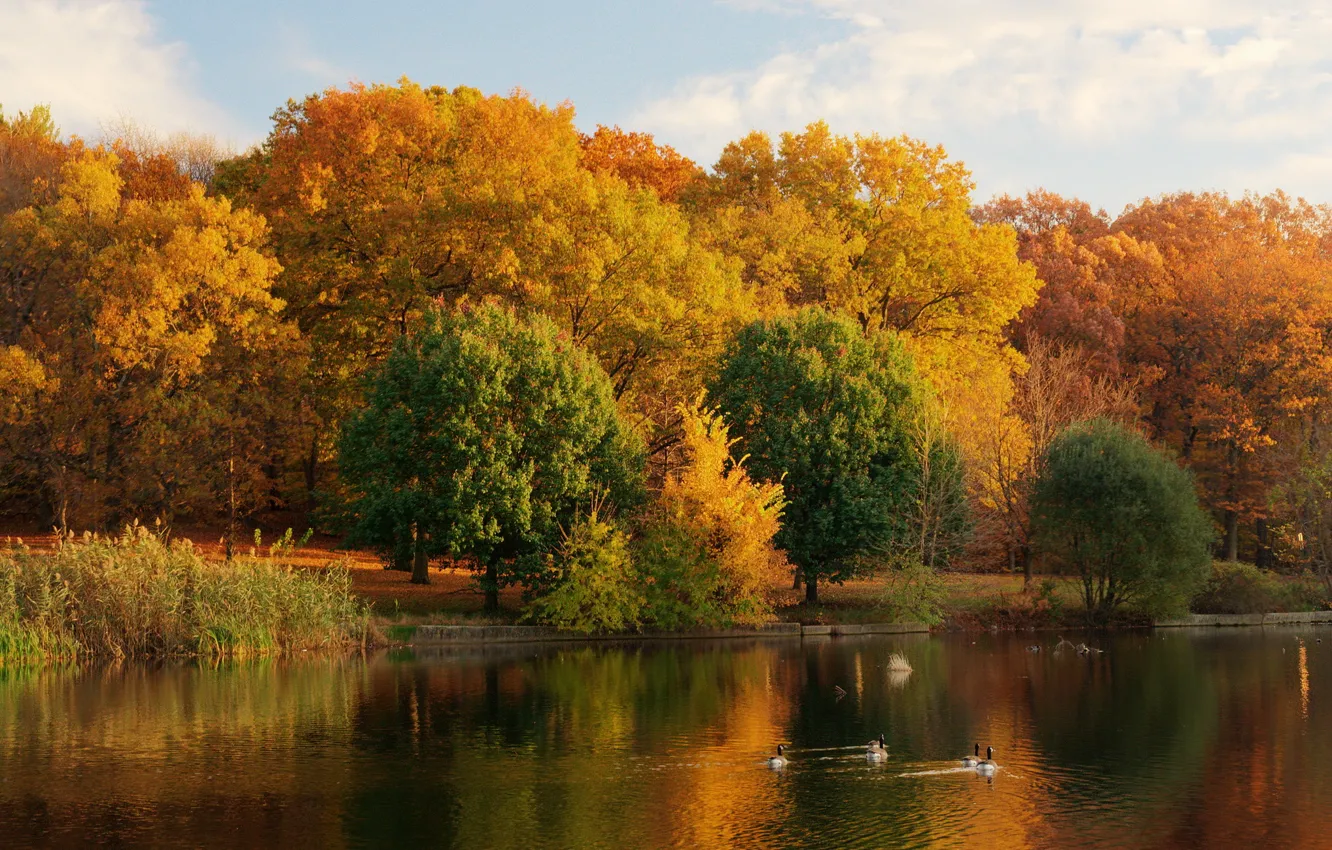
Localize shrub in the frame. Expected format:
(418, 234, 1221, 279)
(1031, 419, 1214, 623)
(636, 522, 730, 630)
(525, 509, 642, 634)
(636, 399, 787, 629)
(1191, 561, 1328, 614)
(876, 559, 947, 625)
(0, 527, 368, 663)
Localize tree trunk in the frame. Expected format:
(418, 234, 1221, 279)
(225, 434, 236, 562)
(55, 463, 69, 536)
(303, 436, 319, 512)
(104, 421, 122, 528)
(484, 562, 499, 613)
(1255, 518, 1270, 569)
(388, 529, 412, 571)
(411, 526, 430, 585)
(804, 573, 818, 605)
(1224, 510, 1239, 562)
(1022, 546, 1032, 588)
(792, 568, 802, 590)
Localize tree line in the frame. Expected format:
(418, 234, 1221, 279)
(3, 81, 1331, 621)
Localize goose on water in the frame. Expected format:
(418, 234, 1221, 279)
(961, 743, 980, 767)
(975, 746, 998, 774)
(866, 733, 887, 761)
(768, 744, 788, 769)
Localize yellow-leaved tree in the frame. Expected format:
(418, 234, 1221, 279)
(691, 122, 1041, 543)
(0, 142, 300, 532)
(219, 81, 754, 496)
(640, 397, 787, 627)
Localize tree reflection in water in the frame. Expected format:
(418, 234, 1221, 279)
(0, 629, 1328, 848)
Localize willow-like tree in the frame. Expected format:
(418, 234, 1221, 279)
(1031, 419, 1213, 623)
(709, 308, 923, 603)
(337, 304, 644, 608)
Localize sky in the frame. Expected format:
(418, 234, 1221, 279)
(3, 0, 1332, 214)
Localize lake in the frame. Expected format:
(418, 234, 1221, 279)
(1, 628, 1329, 849)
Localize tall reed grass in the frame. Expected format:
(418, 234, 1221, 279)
(0, 526, 369, 664)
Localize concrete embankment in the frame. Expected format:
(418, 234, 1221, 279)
(1154, 611, 1332, 628)
(386, 612, 1331, 645)
(396, 621, 929, 646)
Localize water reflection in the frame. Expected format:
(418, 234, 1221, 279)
(1301, 640, 1311, 720)
(0, 629, 1328, 848)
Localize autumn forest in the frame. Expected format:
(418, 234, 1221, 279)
(4, 80, 1332, 619)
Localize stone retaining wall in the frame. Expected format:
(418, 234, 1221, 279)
(395, 613, 1328, 644)
(403, 621, 928, 645)
(1155, 611, 1332, 628)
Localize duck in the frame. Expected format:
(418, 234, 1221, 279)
(768, 744, 788, 769)
(975, 746, 998, 774)
(961, 742, 980, 767)
(866, 733, 887, 761)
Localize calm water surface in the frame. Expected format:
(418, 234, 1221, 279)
(1, 628, 1330, 849)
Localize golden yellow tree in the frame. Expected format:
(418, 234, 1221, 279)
(692, 122, 1040, 522)
(222, 80, 754, 490)
(645, 397, 787, 625)
(0, 144, 297, 530)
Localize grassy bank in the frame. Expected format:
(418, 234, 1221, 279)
(6, 527, 1327, 637)
(364, 567, 1328, 632)
(358, 568, 1120, 631)
(0, 528, 369, 664)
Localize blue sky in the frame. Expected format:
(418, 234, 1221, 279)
(4, 0, 1332, 214)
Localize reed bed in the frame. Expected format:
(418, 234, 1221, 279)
(0, 527, 369, 664)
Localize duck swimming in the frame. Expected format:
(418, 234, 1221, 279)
(768, 744, 787, 769)
(975, 746, 998, 774)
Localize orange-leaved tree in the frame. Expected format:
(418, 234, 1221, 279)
(974, 190, 1124, 373)
(579, 125, 703, 202)
(1113, 192, 1332, 560)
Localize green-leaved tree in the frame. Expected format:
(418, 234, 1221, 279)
(1031, 418, 1214, 623)
(708, 308, 924, 603)
(337, 304, 644, 609)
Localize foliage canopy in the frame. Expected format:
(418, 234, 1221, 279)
(337, 303, 645, 609)
(708, 308, 924, 603)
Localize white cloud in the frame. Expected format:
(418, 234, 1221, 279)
(277, 24, 354, 87)
(637, 0, 1332, 210)
(0, 0, 234, 141)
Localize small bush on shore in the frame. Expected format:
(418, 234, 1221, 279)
(525, 509, 642, 635)
(0, 527, 368, 663)
(876, 559, 947, 625)
(1191, 561, 1328, 615)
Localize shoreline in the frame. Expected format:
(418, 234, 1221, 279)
(387, 611, 1332, 647)
(1154, 611, 1332, 628)
(387, 621, 928, 646)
